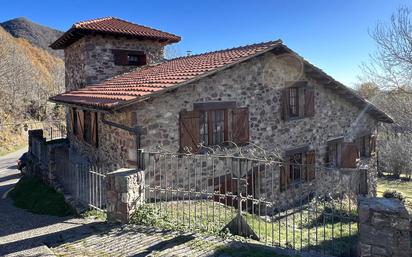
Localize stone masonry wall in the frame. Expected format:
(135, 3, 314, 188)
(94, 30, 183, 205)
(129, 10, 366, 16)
(358, 197, 410, 257)
(64, 34, 165, 91)
(69, 50, 379, 202)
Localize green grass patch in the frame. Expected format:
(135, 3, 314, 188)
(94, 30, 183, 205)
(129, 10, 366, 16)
(81, 209, 107, 220)
(131, 199, 357, 257)
(9, 176, 75, 216)
(377, 176, 412, 212)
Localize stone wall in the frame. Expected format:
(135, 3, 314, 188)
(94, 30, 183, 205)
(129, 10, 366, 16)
(358, 197, 410, 257)
(69, 50, 379, 199)
(106, 168, 144, 222)
(64, 34, 165, 91)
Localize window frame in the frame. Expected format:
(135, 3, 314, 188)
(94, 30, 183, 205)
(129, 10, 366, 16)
(327, 137, 344, 168)
(194, 102, 236, 147)
(288, 87, 299, 118)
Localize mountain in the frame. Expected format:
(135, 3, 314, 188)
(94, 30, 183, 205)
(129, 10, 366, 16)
(0, 17, 64, 58)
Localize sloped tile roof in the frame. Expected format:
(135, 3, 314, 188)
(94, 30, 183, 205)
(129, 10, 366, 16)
(50, 40, 282, 109)
(50, 17, 180, 49)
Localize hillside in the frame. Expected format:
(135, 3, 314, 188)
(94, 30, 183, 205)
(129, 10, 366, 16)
(0, 25, 64, 154)
(0, 17, 64, 58)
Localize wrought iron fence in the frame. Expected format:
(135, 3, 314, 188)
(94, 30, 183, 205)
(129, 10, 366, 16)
(54, 154, 107, 211)
(140, 150, 360, 257)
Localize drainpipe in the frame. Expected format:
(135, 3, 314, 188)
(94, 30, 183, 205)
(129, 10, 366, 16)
(101, 115, 143, 168)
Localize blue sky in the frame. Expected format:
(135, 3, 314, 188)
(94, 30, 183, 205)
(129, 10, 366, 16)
(1, 0, 409, 87)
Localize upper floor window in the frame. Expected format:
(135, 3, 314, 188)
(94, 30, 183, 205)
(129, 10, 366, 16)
(327, 138, 359, 169)
(355, 134, 376, 158)
(289, 87, 299, 117)
(112, 49, 147, 66)
(281, 81, 315, 120)
(179, 102, 249, 152)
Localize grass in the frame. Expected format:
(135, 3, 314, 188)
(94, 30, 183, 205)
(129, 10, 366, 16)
(81, 209, 107, 220)
(9, 176, 75, 216)
(377, 175, 412, 212)
(131, 198, 357, 257)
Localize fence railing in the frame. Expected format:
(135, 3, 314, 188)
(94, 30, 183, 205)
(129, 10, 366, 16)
(140, 150, 360, 257)
(53, 154, 107, 211)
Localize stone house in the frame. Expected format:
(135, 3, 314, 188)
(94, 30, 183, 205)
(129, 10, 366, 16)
(49, 17, 392, 197)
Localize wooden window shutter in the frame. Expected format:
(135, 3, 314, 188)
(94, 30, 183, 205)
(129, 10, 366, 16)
(76, 110, 84, 141)
(306, 150, 316, 181)
(231, 108, 249, 145)
(179, 110, 200, 153)
(138, 54, 147, 66)
(304, 87, 315, 117)
(112, 50, 128, 65)
(341, 143, 359, 168)
(69, 109, 75, 133)
(281, 88, 290, 121)
(91, 112, 98, 147)
(280, 164, 288, 192)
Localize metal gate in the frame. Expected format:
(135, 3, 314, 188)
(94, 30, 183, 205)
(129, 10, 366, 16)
(54, 157, 107, 211)
(140, 149, 360, 257)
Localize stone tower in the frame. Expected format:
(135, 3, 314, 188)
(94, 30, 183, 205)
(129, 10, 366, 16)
(50, 17, 181, 91)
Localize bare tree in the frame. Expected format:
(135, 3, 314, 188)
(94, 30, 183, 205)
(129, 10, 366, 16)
(361, 6, 412, 92)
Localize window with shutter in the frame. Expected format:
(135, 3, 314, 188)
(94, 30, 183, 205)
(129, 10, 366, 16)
(112, 49, 147, 66)
(281, 81, 315, 121)
(192, 102, 249, 147)
(179, 110, 200, 153)
(341, 143, 359, 168)
(76, 110, 84, 141)
(327, 138, 343, 168)
(281, 146, 315, 191)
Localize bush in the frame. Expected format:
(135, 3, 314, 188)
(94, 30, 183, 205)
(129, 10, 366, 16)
(9, 176, 74, 216)
(130, 204, 160, 226)
(382, 189, 405, 202)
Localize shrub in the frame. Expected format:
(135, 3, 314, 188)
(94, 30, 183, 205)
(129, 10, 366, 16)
(382, 189, 405, 202)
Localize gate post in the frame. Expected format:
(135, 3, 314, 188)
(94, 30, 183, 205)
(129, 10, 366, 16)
(106, 168, 145, 223)
(358, 197, 410, 257)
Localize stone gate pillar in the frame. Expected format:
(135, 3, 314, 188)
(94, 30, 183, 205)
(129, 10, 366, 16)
(358, 197, 410, 257)
(106, 168, 145, 223)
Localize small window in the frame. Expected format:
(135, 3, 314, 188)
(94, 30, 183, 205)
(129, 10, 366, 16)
(112, 49, 147, 66)
(356, 135, 371, 157)
(127, 54, 146, 66)
(289, 87, 299, 117)
(289, 153, 303, 184)
(199, 110, 227, 146)
(327, 140, 343, 168)
(281, 81, 315, 121)
(280, 147, 316, 191)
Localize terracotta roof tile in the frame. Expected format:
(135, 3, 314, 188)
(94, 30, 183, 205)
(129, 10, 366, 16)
(50, 40, 282, 109)
(50, 17, 181, 49)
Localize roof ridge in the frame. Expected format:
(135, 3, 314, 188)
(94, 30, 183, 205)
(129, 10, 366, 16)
(166, 39, 283, 62)
(108, 17, 181, 38)
(74, 16, 114, 28)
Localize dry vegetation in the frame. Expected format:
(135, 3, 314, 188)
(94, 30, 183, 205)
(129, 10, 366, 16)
(0, 26, 65, 155)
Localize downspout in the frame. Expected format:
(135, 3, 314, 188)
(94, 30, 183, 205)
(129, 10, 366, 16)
(101, 114, 143, 168)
